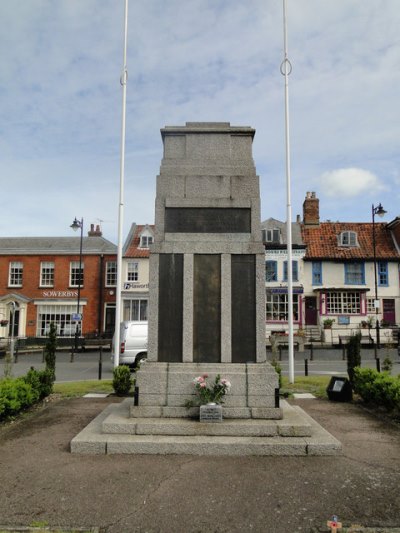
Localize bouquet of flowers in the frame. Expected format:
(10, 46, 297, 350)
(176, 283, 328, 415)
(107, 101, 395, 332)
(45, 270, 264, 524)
(191, 373, 231, 405)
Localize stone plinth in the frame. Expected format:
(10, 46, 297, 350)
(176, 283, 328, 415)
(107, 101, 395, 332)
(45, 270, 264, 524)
(130, 362, 282, 420)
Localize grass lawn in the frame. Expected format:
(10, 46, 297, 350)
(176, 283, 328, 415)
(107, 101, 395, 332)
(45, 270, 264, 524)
(281, 375, 331, 398)
(51, 376, 331, 399)
(53, 380, 113, 397)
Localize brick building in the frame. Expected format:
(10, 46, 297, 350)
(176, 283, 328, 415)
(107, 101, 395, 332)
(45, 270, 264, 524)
(0, 225, 117, 340)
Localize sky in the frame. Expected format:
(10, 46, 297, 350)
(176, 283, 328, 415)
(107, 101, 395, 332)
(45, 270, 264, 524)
(1, 0, 399, 244)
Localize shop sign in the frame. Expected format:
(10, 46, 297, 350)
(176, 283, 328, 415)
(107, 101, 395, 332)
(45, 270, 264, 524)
(42, 290, 79, 298)
(270, 287, 304, 294)
(123, 283, 149, 290)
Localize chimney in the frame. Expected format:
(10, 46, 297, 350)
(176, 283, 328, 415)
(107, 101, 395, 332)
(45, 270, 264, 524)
(303, 191, 320, 226)
(88, 223, 103, 237)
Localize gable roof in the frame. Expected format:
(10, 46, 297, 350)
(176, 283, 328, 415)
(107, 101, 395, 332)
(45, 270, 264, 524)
(301, 222, 399, 260)
(123, 224, 155, 258)
(261, 217, 304, 247)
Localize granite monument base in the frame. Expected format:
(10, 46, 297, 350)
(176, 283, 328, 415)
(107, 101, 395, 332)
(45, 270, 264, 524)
(130, 362, 282, 420)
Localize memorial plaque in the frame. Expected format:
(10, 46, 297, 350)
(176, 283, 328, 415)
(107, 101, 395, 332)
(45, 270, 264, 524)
(193, 254, 221, 363)
(231, 255, 256, 363)
(199, 404, 223, 422)
(158, 254, 183, 362)
(165, 207, 251, 233)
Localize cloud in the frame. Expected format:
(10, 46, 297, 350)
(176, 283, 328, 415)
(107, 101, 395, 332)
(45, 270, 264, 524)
(318, 168, 387, 198)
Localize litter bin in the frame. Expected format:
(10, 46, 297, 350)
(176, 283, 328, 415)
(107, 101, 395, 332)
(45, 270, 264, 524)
(326, 376, 352, 402)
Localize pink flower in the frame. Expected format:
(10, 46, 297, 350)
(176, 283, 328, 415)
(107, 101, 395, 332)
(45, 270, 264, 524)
(200, 382, 206, 388)
(202, 373, 208, 378)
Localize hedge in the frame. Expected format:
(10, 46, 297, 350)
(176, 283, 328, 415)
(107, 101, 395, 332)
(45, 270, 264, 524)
(0, 368, 54, 421)
(353, 367, 400, 413)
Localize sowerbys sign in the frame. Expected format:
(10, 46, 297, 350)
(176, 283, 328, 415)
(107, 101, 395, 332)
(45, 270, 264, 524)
(42, 290, 79, 298)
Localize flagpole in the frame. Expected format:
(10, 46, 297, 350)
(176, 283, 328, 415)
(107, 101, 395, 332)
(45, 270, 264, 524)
(281, 0, 295, 383)
(114, 0, 129, 368)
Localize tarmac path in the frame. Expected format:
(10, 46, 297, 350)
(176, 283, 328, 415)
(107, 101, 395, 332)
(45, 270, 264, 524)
(0, 395, 400, 532)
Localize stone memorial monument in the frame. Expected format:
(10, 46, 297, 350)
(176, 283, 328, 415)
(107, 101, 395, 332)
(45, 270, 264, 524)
(71, 122, 342, 455)
(131, 122, 281, 419)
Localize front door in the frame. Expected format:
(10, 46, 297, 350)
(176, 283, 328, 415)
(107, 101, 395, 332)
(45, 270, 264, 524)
(104, 304, 116, 337)
(305, 297, 318, 326)
(383, 299, 396, 325)
(8, 308, 20, 337)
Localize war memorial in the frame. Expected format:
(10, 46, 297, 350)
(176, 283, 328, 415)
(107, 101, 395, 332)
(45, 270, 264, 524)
(71, 122, 341, 455)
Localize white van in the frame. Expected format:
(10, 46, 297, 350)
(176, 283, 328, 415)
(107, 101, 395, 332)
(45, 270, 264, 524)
(111, 321, 148, 368)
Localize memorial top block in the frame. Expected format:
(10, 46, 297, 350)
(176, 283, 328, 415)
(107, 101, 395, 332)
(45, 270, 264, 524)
(160, 122, 256, 170)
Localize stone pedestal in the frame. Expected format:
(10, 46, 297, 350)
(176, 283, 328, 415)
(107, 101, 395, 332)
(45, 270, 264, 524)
(131, 362, 282, 419)
(135, 122, 281, 420)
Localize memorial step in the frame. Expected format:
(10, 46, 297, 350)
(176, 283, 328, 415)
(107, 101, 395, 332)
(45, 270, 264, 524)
(101, 399, 312, 437)
(71, 401, 342, 456)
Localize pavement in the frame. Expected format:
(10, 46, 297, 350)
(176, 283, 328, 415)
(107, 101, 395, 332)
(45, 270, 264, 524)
(1, 395, 400, 532)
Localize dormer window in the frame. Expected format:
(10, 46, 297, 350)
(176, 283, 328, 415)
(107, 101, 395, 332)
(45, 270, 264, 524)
(339, 231, 358, 247)
(263, 228, 281, 244)
(140, 235, 153, 248)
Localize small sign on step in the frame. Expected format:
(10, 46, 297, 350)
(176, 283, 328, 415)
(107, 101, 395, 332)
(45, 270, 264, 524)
(200, 404, 223, 422)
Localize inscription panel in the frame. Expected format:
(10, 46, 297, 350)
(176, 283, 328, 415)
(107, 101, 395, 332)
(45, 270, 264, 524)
(165, 208, 251, 233)
(158, 254, 183, 362)
(193, 254, 221, 363)
(231, 255, 256, 363)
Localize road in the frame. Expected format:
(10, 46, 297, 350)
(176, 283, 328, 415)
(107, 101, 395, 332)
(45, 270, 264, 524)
(0, 350, 115, 382)
(1, 347, 399, 382)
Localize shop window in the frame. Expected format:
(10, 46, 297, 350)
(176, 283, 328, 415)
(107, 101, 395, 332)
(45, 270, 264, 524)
(266, 292, 299, 321)
(123, 298, 148, 321)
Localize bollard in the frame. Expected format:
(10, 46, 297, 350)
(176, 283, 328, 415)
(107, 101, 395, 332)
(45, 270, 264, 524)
(70, 347, 75, 363)
(376, 357, 381, 373)
(304, 358, 308, 376)
(98, 346, 103, 380)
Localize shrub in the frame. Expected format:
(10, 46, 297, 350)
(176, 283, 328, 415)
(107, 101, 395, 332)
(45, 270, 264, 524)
(347, 332, 361, 384)
(24, 368, 54, 400)
(0, 378, 35, 420)
(353, 367, 400, 414)
(112, 365, 133, 396)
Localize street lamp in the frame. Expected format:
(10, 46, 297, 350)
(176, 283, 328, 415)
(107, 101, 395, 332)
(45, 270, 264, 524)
(372, 203, 387, 351)
(70, 217, 84, 355)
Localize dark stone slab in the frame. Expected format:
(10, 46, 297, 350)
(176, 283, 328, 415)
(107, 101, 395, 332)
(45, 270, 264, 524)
(158, 254, 183, 362)
(165, 207, 251, 233)
(231, 255, 256, 362)
(193, 254, 221, 363)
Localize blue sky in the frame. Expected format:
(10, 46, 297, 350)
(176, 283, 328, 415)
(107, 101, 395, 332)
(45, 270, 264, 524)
(1, 0, 399, 243)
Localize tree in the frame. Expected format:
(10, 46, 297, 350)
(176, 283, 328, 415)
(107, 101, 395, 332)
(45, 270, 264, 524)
(44, 322, 57, 382)
(347, 332, 361, 385)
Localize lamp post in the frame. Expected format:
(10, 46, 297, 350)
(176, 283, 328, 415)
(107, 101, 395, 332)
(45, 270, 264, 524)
(372, 203, 387, 352)
(70, 217, 84, 356)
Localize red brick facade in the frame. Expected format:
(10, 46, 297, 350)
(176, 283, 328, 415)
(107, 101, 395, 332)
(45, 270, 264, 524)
(0, 236, 116, 340)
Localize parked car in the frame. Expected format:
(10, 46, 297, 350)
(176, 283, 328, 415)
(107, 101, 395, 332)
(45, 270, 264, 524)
(111, 321, 148, 368)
